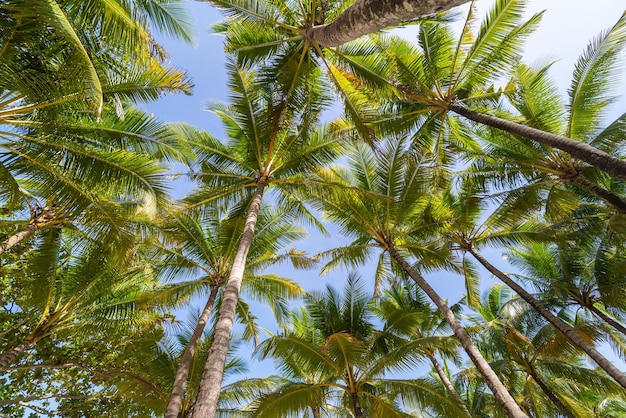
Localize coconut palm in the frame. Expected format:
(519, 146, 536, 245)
(469, 284, 625, 417)
(250, 274, 467, 417)
(144, 206, 311, 417)
(373, 282, 472, 417)
(466, 56, 626, 220)
(507, 240, 626, 341)
(203, 0, 453, 141)
(0, 0, 194, 254)
(177, 61, 343, 416)
(372, 0, 626, 179)
(0, 0, 193, 117)
(312, 137, 526, 417)
(0, 228, 165, 370)
(439, 181, 626, 390)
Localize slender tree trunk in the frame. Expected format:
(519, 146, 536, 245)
(387, 246, 526, 418)
(307, 0, 470, 47)
(449, 104, 626, 181)
(568, 174, 626, 213)
(468, 247, 626, 390)
(0, 207, 56, 255)
(350, 391, 364, 418)
(311, 406, 321, 418)
(428, 354, 473, 418)
(0, 339, 33, 369)
(527, 369, 574, 418)
(165, 285, 220, 418)
(588, 304, 626, 337)
(192, 181, 267, 418)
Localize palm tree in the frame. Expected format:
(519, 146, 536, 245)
(1, 0, 193, 117)
(439, 182, 626, 390)
(469, 285, 625, 417)
(313, 137, 526, 417)
(204, 0, 443, 141)
(178, 61, 342, 416)
(251, 274, 466, 417)
(144, 206, 311, 417)
(507, 240, 626, 340)
(373, 0, 626, 179)
(305, 0, 471, 47)
(467, 58, 626, 218)
(0, 0, 194, 254)
(373, 282, 473, 417)
(0, 229, 165, 370)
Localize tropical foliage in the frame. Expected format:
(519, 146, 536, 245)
(2, 0, 626, 417)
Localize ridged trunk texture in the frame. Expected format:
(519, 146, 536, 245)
(449, 104, 626, 181)
(165, 285, 220, 418)
(0, 206, 56, 255)
(350, 391, 364, 418)
(307, 0, 470, 47)
(428, 354, 472, 418)
(387, 246, 527, 418)
(468, 247, 626, 390)
(192, 181, 266, 417)
(0, 339, 33, 369)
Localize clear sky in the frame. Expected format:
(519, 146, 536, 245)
(146, 0, 626, 382)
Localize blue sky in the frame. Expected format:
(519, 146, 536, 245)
(146, 0, 626, 382)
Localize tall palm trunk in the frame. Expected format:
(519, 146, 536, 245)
(568, 174, 626, 213)
(307, 0, 470, 47)
(588, 304, 626, 337)
(387, 246, 527, 418)
(428, 354, 473, 418)
(350, 391, 364, 418)
(449, 104, 626, 181)
(165, 285, 220, 418)
(527, 368, 574, 418)
(193, 180, 267, 418)
(0, 207, 56, 255)
(0, 339, 33, 369)
(467, 247, 626, 390)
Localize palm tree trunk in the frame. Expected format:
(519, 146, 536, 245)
(568, 174, 626, 213)
(527, 369, 574, 418)
(387, 246, 527, 418)
(165, 285, 220, 418)
(307, 0, 470, 47)
(350, 391, 364, 418)
(428, 354, 473, 418)
(588, 304, 626, 337)
(0, 339, 33, 369)
(468, 247, 626, 390)
(449, 104, 626, 181)
(0, 207, 56, 255)
(192, 180, 267, 418)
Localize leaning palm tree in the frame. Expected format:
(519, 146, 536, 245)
(177, 61, 343, 416)
(250, 274, 467, 417)
(468, 284, 625, 417)
(203, 0, 462, 141)
(313, 137, 526, 417)
(467, 53, 626, 218)
(373, 0, 626, 179)
(507, 240, 626, 341)
(0, 0, 193, 254)
(440, 182, 626, 390)
(146, 206, 311, 417)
